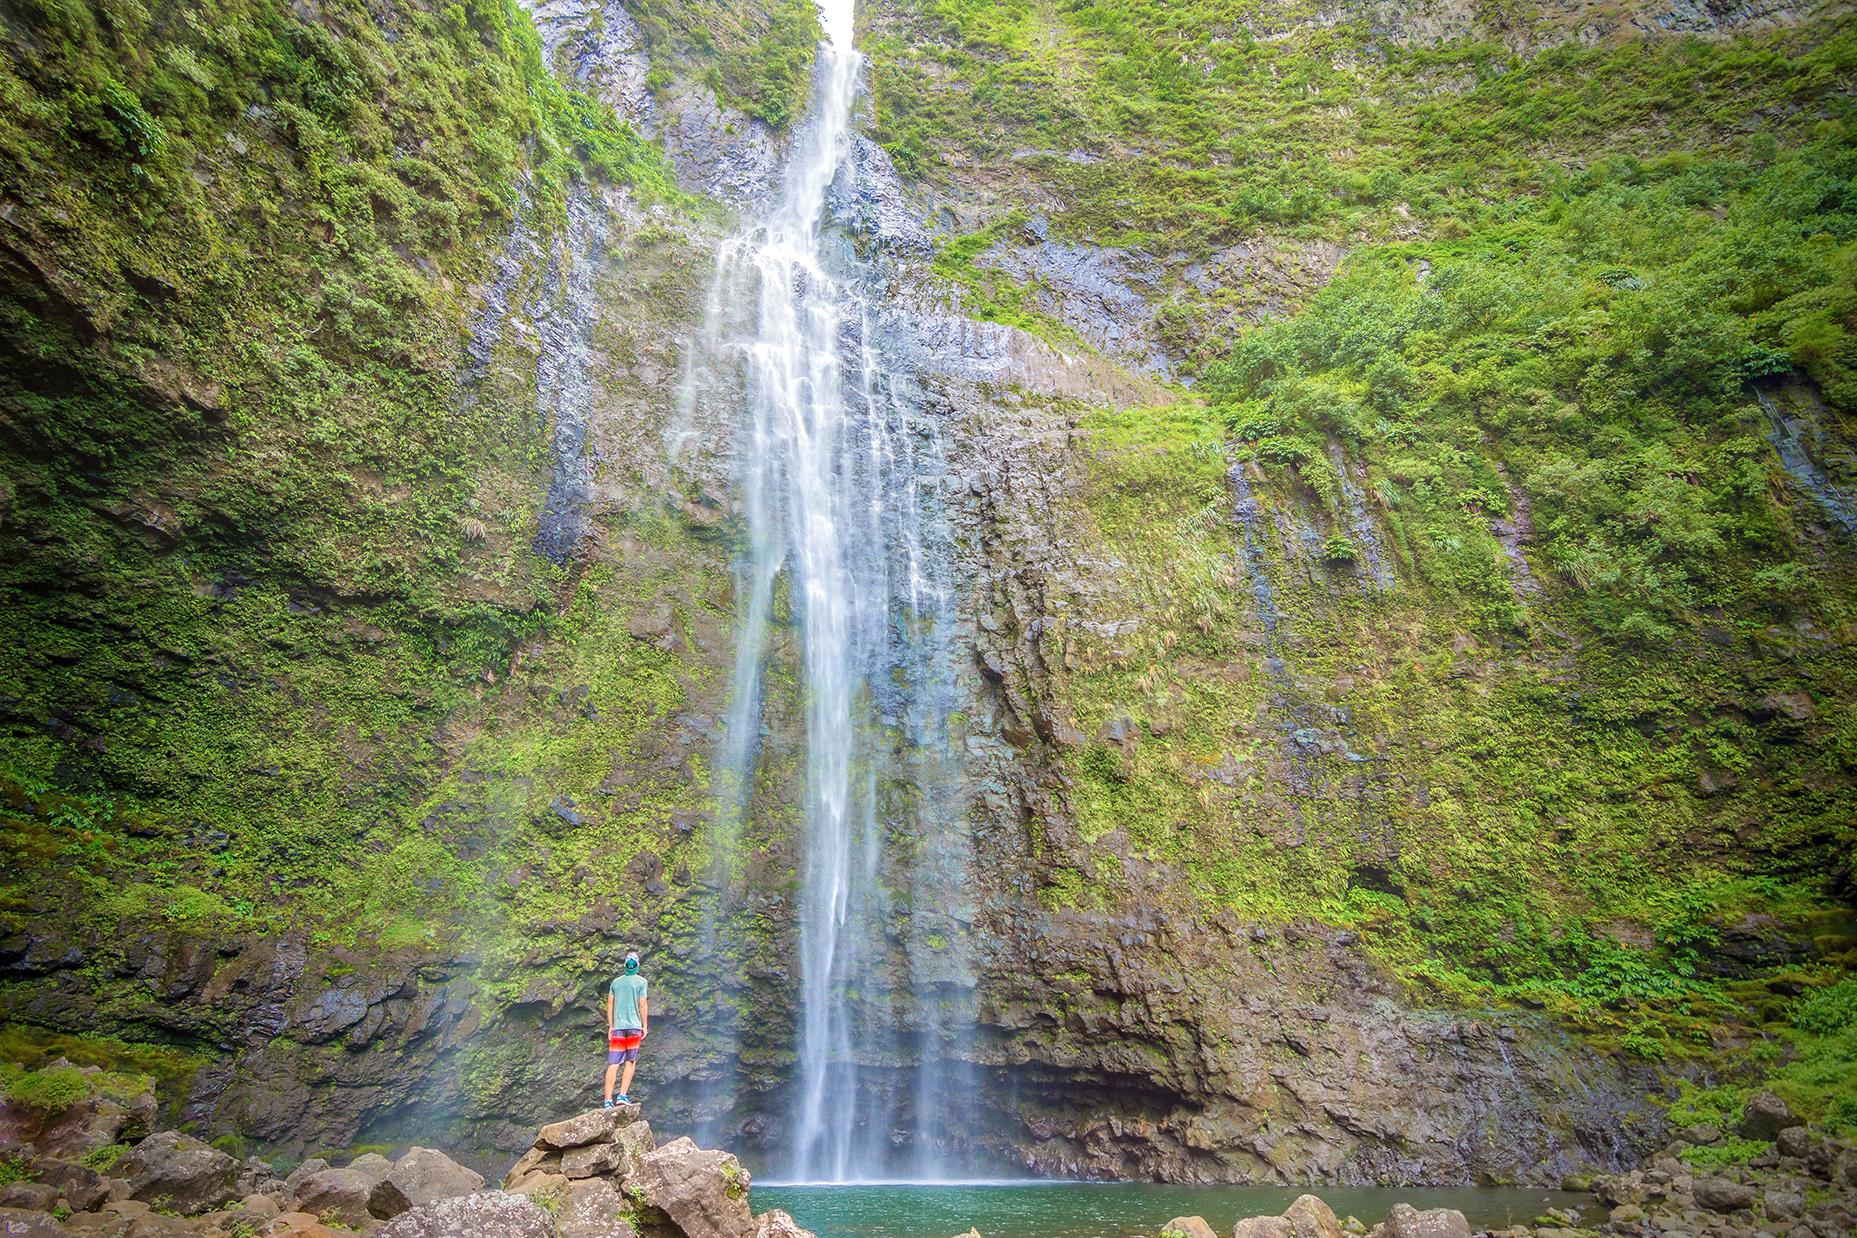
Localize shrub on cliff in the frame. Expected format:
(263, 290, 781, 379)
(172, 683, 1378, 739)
(1793, 974, 1857, 1036)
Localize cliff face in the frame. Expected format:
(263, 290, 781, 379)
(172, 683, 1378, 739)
(0, 0, 1853, 1185)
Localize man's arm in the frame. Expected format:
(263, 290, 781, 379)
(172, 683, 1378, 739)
(639, 996, 648, 1037)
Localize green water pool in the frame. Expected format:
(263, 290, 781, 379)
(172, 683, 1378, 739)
(753, 1183, 1590, 1238)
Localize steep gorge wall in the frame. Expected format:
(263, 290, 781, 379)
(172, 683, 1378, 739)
(0, 0, 1851, 1186)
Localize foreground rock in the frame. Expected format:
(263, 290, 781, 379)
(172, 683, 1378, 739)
(498, 1108, 803, 1238)
(375, 1191, 556, 1238)
(558, 1177, 638, 1238)
(368, 1146, 485, 1219)
(123, 1131, 240, 1215)
(1234, 1195, 1346, 1238)
(1735, 1092, 1797, 1140)
(1582, 1108, 1856, 1238)
(0, 1107, 805, 1238)
(635, 1137, 753, 1238)
(1378, 1204, 1470, 1238)
(753, 1211, 814, 1238)
(289, 1166, 379, 1227)
(1163, 1219, 1219, 1238)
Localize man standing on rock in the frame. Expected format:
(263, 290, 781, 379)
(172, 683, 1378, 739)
(605, 951, 648, 1107)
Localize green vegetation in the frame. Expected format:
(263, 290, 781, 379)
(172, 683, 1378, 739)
(1038, 18, 1856, 1115)
(0, 0, 720, 969)
(4, 1067, 90, 1112)
(869, 2, 1855, 249)
(1793, 973, 1857, 1034)
(1206, 135, 1857, 639)
(1768, 975, 1857, 1131)
(1678, 1137, 1772, 1167)
(627, 0, 821, 128)
(80, 1144, 131, 1173)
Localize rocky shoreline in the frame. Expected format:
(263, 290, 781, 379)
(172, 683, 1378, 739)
(0, 1077, 1846, 1238)
(0, 1097, 809, 1238)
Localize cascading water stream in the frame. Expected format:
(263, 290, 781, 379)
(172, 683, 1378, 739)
(692, 0, 972, 1182)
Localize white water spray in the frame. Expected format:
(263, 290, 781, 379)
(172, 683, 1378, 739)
(713, 1, 904, 1183)
(684, 0, 977, 1181)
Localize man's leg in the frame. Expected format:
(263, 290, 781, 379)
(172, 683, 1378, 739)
(605, 1062, 619, 1103)
(620, 1058, 636, 1099)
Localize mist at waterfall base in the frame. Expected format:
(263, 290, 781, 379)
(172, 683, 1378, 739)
(675, 0, 982, 1183)
(754, 1184, 1593, 1238)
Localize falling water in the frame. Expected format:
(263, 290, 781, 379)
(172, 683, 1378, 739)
(693, 0, 971, 1182)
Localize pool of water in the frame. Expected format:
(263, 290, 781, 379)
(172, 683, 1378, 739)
(753, 1183, 1588, 1238)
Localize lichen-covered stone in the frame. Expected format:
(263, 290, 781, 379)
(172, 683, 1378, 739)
(375, 1191, 557, 1238)
(634, 1137, 752, 1238)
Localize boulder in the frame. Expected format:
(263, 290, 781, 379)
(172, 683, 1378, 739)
(0, 1208, 68, 1237)
(536, 1106, 641, 1150)
(1737, 1092, 1798, 1141)
(236, 1155, 286, 1198)
(559, 1177, 640, 1238)
(1592, 1174, 1648, 1206)
(634, 1136, 753, 1238)
(283, 1159, 331, 1195)
(1806, 1137, 1845, 1176)
(124, 1130, 240, 1215)
(505, 1146, 563, 1185)
(1384, 1204, 1471, 1238)
(1678, 1124, 1722, 1146)
(1285, 1195, 1343, 1238)
(242, 1191, 283, 1218)
(618, 1121, 657, 1159)
(348, 1152, 395, 1184)
(564, 1140, 634, 1180)
(1694, 1177, 1757, 1213)
(214, 1203, 284, 1234)
(375, 1190, 557, 1237)
(754, 1210, 818, 1238)
(1764, 1190, 1805, 1220)
(0, 1086, 157, 1162)
(291, 1166, 378, 1226)
(38, 1157, 107, 1211)
(507, 1171, 570, 1202)
(1164, 1219, 1219, 1238)
(1233, 1219, 1295, 1238)
(257, 1213, 354, 1237)
(368, 1146, 485, 1218)
(0, 1183, 58, 1211)
(1776, 1127, 1814, 1160)
(122, 1215, 204, 1237)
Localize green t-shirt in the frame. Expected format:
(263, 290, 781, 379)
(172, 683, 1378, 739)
(609, 972, 647, 1031)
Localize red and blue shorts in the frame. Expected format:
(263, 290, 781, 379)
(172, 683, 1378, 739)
(608, 1028, 643, 1064)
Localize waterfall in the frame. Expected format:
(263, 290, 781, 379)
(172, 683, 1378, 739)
(689, 0, 972, 1183)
